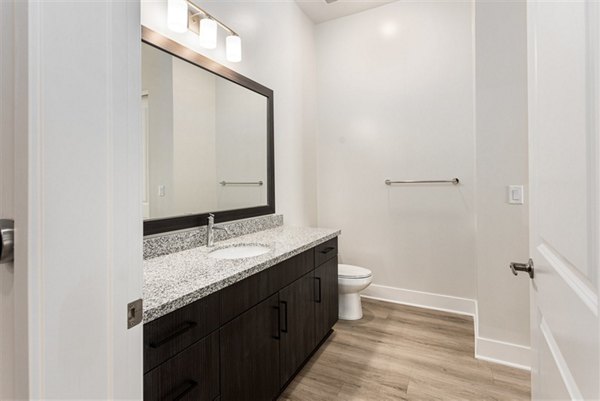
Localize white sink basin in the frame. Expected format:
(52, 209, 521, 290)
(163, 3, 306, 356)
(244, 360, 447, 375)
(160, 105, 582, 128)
(208, 244, 271, 260)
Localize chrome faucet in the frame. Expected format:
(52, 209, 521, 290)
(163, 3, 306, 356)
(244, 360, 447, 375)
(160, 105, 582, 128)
(207, 213, 231, 247)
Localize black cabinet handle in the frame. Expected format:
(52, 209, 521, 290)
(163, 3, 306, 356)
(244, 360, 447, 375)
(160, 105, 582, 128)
(315, 277, 322, 303)
(149, 321, 197, 349)
(320, 246, 335, 254)
(170, 380, 198, 401)
(280, 301, 288, 333)
(273, 305, 281, 340)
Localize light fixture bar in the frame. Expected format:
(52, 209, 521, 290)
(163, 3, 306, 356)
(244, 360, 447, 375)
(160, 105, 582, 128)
(186, 1, 238, 37)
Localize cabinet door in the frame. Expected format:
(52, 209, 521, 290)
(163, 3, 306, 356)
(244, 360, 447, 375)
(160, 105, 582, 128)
(314, 256, 338, 341)
(279, 272, 316, 387)
(220, 293, 280, 401)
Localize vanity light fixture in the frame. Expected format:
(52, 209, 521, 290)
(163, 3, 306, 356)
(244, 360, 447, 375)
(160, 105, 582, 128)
(226, 35, 242, 63)
(167, 0, 243, 62)
(167, 0, 188, 33)
(199, 18, 218, 49)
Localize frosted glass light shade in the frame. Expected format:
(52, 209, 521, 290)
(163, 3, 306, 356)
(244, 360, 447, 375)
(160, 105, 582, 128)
(199, 18, 218, 49)
(226, 35, 242, 62)
(167, 0, 188, 33)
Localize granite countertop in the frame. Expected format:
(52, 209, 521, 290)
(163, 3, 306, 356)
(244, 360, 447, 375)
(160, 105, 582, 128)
(143, 225, 341, 323)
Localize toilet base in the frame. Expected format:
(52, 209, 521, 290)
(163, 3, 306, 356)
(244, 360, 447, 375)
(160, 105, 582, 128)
(338, 292, 363, 320)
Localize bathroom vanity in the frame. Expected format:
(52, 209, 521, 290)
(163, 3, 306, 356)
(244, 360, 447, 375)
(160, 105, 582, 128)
(140, 25, 339, 401)
(143, 228, 339, 401)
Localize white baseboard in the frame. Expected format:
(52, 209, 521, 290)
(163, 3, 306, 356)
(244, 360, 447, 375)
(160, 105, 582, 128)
(476, 337, 531, 371)
(360, 284, 531, 370)
(361, 284, 477, 316)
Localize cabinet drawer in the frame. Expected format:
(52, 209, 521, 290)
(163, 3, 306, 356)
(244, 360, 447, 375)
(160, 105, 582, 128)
(314, 237, 337, 267)
(220, 268, 271, 325)
(144, 331, 220, 401)
(144, 292, 220, 373)
(220, 250, 314, 324)
(268, 249, 314, 294)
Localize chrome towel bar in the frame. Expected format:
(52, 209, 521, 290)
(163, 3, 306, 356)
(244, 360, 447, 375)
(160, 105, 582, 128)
(385, 178, 460, 185)
(220, 180, 264, 186)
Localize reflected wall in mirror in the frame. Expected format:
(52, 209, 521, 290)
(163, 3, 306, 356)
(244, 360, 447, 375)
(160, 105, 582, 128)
(142, 27, 274, 236)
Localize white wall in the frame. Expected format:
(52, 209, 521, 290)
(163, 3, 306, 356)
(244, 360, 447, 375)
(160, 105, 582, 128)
(143, 44, 219, 218)
(316, 1, 478, 299)
(215, 79, 268, 210)
(142, 43, 176, 218)
(475, 0, 530, 349)
(172, 57, 218, 215)
(142, 0, 318, 226)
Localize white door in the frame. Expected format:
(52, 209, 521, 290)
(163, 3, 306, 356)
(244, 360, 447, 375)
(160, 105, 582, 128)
(1, 1, 29, 398)
(1, 1, 18, 398)
(2, 1, 144, 399)
(527, 1, 599, 399)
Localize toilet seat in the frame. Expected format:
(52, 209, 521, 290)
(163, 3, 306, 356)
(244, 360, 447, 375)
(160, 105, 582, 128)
(338, 264, 372, 279)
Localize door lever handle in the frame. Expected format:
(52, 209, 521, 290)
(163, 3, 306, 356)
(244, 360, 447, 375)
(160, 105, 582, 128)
(0, 219, 14, 265)
(510, 259, 534, 279)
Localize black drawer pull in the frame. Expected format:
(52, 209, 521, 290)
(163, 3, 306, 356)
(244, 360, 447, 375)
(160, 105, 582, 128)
(169, 380, 198, 401)
(320, 246, 335, 255)
(280, 301, 288, 333)
(273, 305, 281, 340)
(149, 321, 197, 349)
(315, 277, 322, 303)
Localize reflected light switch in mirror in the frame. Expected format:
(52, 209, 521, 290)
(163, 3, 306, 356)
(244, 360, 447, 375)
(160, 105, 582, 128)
(158, 185, 166, 197)
(507, 185, 524, 205)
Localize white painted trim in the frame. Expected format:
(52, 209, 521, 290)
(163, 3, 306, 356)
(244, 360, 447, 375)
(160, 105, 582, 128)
(475, 337, 531, 371)
(540, 317, 583, 400)
(361, 284, 477, 316)
(538, 243, 598, 316)
(361, 284, 531, 370)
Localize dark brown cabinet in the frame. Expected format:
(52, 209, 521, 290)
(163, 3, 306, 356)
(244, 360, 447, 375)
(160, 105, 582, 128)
(143, 331, 219, 401)
(279, 271, 316, 387)
(220, 294, 281, 401)
(143, 292, 220, 373)
(315, 256, 339, 342)
(143, 237, 339, 401)
(314, 237, 337, 268)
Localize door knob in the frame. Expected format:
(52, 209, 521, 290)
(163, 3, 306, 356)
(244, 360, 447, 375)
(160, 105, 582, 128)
(510, 258, 534, 279)
(0, 219, 14, 264)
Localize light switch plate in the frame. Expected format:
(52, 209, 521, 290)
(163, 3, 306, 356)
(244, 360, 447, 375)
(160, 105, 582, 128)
(508, 185, 524, 205)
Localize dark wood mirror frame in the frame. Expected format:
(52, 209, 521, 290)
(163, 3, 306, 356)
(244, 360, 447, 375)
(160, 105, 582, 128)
(142, 26, 275, 236)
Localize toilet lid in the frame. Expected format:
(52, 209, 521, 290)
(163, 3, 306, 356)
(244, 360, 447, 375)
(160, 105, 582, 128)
(338, 264, 372, 279)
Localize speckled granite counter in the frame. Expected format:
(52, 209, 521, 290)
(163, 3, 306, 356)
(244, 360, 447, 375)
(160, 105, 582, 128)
(143, 225, 340, 323)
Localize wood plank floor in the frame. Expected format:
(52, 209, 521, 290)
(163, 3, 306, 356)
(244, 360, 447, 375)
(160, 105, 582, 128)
(280, 298, 530, 401)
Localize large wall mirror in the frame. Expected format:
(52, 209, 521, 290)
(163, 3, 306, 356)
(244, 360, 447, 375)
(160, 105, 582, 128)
(142, 27, 274, 235)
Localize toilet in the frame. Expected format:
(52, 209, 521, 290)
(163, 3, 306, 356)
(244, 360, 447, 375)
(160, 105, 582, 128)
(338, 264, 373, 320)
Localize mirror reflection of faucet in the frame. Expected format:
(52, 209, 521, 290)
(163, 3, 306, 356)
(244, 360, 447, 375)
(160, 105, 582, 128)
(207, 213, 232, 247)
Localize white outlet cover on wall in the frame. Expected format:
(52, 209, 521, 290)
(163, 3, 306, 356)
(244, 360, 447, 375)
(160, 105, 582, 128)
(507, 185, 524, 205)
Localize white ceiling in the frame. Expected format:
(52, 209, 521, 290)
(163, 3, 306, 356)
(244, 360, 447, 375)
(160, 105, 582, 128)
(295, 0, 396, 24)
